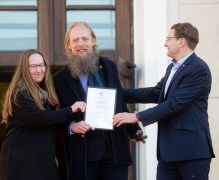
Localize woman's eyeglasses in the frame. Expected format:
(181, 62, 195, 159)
(29, 64, 46, 70)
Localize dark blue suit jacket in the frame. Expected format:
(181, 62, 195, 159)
(124, 53, 215, 162)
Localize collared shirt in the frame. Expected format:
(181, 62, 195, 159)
(79, 74, 88, 92)
(164, 52, 194, 96)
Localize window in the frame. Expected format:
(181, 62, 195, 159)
(0, 11, 37, 51)
(67, 10, 115, 50)
(0, 0, 133, 70)
(0, 0, 50, 66)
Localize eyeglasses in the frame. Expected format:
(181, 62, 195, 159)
(29, 64, 46, 70)
(166, 37, 181, 39)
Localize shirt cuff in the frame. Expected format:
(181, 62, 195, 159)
(69, 121, 76, 135)
(136, 113, 141, 121)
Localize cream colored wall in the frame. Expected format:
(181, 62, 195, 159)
(134, 0, 219, 179)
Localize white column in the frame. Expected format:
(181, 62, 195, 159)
(133, 0, 168, 179)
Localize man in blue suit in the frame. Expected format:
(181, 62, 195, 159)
(113, 22, 215, 180)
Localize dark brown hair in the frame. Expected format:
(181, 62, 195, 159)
(172, 22, 199, 50)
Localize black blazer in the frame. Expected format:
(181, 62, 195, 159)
(0, 91, 73, 180)
(124, 53, 215, 162)
(53, 56, 141, 180)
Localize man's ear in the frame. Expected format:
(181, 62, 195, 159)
(92, 38, 96, 46)
(67, 43, 71, 49)
(179, 38, 186, 48)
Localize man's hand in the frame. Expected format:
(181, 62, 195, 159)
(113, 112, 139, 127)
(130, 130, 146, 144)
(71, 121, 95, 134)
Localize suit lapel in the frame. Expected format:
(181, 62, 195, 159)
(164, 53, 196, 97)
(62, 66, 86, 101)
(98, 57, 111, 87)
(167, 63, 186, 91)
(163, 64, 173, 86)
(61, 57, 113, 102)
(159, 64, 173, 102)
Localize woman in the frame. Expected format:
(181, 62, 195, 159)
(0, 49, 86, 180)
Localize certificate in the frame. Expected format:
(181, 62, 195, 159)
(85, 87, 117, 130)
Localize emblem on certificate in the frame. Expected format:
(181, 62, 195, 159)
(85, 87, 117, 130)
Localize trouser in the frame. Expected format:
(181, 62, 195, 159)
(157, 157, 211, 180)
(86, 147, 128, 180)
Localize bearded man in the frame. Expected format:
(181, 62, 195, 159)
(53, 22, 144, 180)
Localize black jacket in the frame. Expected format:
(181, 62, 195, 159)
(0, 91, 73, 180)
(53, 56, 141, 180)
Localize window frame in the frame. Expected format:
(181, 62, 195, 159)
(53, 0, 133, 67)
(0, 0, 133, 72)
(0, 0, 51, 66)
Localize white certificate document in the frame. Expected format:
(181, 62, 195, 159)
(85, 87, 117, 130)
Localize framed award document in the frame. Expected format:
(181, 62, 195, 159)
(85, 87, 117, 130)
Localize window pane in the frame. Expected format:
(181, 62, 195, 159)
(0, 0, 36, 6)
(67, 0, 115, 6)
(67, 10, 115, 50)
(0, 11, 37, 51)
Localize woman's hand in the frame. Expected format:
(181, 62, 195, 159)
(71, 101, 86, 113)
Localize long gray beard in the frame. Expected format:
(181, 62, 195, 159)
(67, 51, 99, 78)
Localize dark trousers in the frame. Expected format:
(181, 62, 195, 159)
(86, 148, 128, 180)
(157, 157, 211, 180)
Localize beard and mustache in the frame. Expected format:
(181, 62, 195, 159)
(67, 51, 99, 78)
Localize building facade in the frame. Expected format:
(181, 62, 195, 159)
(134, 0, 219, 179)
